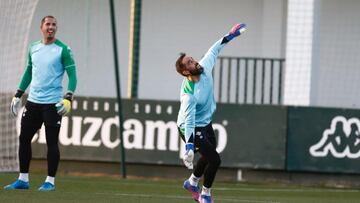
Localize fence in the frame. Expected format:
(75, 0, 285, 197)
(214, 57, 285, 105)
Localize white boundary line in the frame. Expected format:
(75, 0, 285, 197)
(61, 179, 360, 193)
(93, 192, 281, 203)
(214, 187, 359, 193)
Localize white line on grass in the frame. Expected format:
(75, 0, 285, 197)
(61, 179, 359, 193)
(215, 187, 359, 193)
(94, 192, 281, 203)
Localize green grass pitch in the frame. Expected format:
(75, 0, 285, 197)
(1, 173, 360, 203)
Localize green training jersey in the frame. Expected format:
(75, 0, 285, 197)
(177, 38, 226, 142)
(25, 39, 76, 104)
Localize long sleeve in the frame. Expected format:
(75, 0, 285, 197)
(199, 38, 226, 74)
(181, 94, 196, 143)
(62, 45, 77, 93)
(18, 48, 32, 91)
(66, 67, 77, 93)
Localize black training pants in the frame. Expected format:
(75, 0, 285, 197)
(19, 101, 62, 177)
(179, 123, 221, 188)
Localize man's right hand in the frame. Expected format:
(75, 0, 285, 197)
(10, 97, 21, 117)
(183, 143, 194, 169)
(10, 89, 24, 117)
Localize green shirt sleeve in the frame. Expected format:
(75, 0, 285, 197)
(18, 46, 32, 91)
(62, 46, 75, 69)
(62, 46, 77, 93)
(66, 67, 77, 93)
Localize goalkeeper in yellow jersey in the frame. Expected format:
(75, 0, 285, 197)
(4, 15, 77, 192)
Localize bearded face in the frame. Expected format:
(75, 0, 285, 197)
(181, 55, 204, 76)
(189, 62, 204, 76)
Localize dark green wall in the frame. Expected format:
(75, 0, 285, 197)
(30, 97, 287, 169)
(29, 97, 360, 174)
(287, 107, 360, 173)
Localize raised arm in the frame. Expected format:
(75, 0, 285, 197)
(199, 23, 246, 74)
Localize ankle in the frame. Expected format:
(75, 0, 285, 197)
(189, 174, 200, 186)
(18, 173, 29, 182)
(45, 176, 55, 185)
(201, 186, 211, 196)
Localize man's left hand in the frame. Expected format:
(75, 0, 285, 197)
(225, 23, 246, 42)
(56, 99, 71, 116)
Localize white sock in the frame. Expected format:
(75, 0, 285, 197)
(45, 176, 55, 185)
(189, 173, 200, 186)
(201, 186, 211, 196)
(18, 173, 29, 182)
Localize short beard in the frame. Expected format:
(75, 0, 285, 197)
(189, 63, 204, 76)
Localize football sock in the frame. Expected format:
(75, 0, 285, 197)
(201, 186, 211, 196)
(18, 173, 29, 182)
(45, 176, 55, 185)
(189, 173, 200, 186)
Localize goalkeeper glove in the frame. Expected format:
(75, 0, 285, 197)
(183, 143, 194, 170)
(10, 89, 24, 117)
(224, 23, 246, 42)
(56, 92, 73, 116)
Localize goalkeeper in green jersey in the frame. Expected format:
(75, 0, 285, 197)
(4, 16, 77, 192)
(176, 23, 246, 203)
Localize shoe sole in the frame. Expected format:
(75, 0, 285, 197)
(39, 188, 55, 192)
(199, 197, 214, 203)
(4, 187, 29, 190)
(184, 185, 200, 202)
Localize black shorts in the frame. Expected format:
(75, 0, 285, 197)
(178, 123, 217, 152)
(21, 101, 62, 128)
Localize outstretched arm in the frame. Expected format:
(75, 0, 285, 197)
(199, 23, 246, 73)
